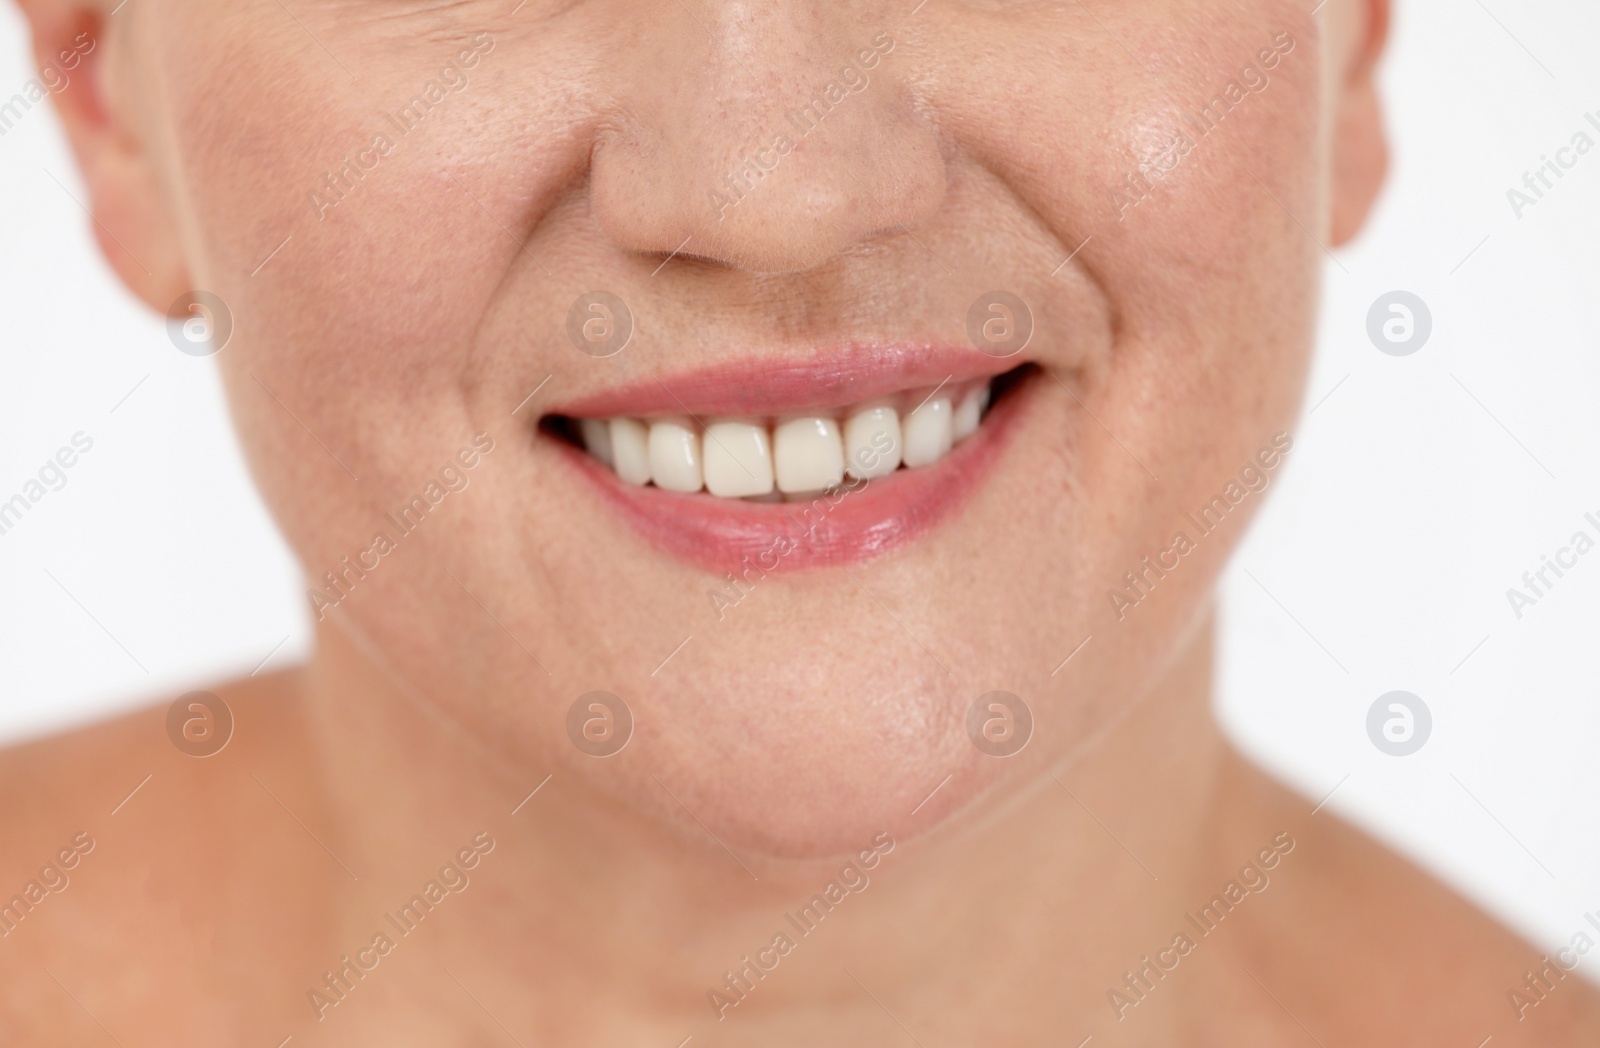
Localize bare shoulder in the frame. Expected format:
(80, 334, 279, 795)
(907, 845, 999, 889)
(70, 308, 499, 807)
(0, 670, 305, 855)
(1204, 754, 1600, 1047)
(0, 671, 331, 1044)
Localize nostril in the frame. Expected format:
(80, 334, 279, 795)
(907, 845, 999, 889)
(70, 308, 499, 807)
(642, 243, 731, 276)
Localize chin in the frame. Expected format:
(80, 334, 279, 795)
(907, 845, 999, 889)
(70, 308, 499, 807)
(614, 663, 989, 861)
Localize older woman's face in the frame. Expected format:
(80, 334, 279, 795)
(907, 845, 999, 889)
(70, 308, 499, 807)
(97, 0, 1378, 856)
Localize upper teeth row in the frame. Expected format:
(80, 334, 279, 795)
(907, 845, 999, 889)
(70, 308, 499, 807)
(575, 384, 992, 499)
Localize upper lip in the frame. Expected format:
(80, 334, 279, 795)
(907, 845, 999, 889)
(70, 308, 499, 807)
(547, 341, 1025, 420)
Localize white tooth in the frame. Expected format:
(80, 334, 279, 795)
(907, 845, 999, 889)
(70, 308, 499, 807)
(844, 406, 901, 480)
(579, 418, 613, 465)
(702, 420, 774, 497)
(902, 397, 953, 468)
(952, 385, 990, 443)
(648, 419, 703, 492)
(609, 418, 651, 485)
(774, 417, 845, 494)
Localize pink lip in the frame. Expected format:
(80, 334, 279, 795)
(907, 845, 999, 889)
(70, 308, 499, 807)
(551, 342, 1021, 419)
(555, 373, 1032, 573)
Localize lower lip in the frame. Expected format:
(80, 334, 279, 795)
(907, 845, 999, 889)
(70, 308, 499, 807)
(555, 379, 1033, 573)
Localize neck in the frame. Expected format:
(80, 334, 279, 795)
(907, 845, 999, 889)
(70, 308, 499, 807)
(297, 610, 1236, 1042)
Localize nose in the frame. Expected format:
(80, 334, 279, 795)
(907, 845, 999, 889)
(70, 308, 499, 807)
(587, 3, 947, 274)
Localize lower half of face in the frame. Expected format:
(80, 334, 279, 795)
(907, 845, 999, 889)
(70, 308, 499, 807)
(154, 0, 1327, 857)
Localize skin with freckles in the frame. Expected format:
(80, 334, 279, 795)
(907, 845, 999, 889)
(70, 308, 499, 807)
(3, 0, 1599, 1044)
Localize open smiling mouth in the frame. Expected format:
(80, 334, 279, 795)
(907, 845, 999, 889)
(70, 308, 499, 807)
(542, 349, 1039, 572)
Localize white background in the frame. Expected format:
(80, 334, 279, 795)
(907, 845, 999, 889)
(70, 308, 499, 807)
(1, 0, 1596, 962)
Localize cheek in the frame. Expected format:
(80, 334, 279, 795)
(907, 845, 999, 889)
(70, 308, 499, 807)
(147, 7, 596, 559)
(928, 2, 1326, 699)
(159, 16, 494, 369)
(933, 1, 1324, 449)
(1106, 17, 1322, 564)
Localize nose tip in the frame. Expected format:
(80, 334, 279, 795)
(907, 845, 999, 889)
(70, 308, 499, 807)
(587, 24, 946, 274)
